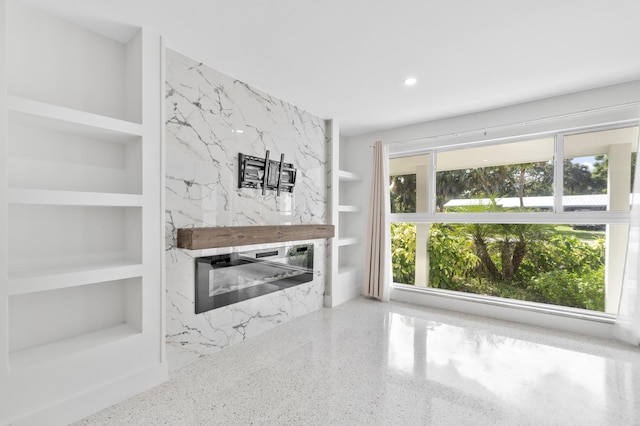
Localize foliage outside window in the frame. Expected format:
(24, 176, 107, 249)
(392, 220, 605, 311)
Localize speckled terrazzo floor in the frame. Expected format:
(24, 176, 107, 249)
(76, 297, 640, 425)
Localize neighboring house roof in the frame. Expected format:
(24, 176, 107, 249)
(443, 194, 610, 209)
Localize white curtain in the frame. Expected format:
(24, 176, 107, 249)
(614, 131, 640, 345)
(364, 140, 391, 301)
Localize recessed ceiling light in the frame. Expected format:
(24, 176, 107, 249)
(404, 77, 417, 86)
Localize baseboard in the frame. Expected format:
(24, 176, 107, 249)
(8, 362, 169, 426)
(324, 282, 361, 308)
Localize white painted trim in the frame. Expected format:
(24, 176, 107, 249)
(159, 35, 167, 366)
(0, 0, 9, 384)
(391, 284, 614, 339)
(390, 210, 630, 225)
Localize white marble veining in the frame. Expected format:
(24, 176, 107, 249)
(165, 49, 328, 371)
(77, 298, 640, 425)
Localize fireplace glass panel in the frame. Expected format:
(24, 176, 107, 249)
(195, 243, 314, 314)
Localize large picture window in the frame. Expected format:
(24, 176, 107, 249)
(389, 125, 639, 314)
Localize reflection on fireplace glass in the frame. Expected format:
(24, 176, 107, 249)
(195, 243, 314, 314)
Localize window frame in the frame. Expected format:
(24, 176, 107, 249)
(389, 122, 636, 226)
(388, 120, 639, 317)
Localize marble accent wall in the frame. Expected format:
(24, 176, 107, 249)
(165, 50, 329, 371)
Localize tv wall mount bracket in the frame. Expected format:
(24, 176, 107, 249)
(238, 150, 297, 196)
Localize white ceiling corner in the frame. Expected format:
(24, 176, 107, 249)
(20, 0, 640, 137)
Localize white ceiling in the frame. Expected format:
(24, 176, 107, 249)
(21, 0, 640, 137)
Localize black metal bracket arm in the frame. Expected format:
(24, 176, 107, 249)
(238, 150, 296, 195)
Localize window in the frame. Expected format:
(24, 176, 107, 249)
(563, 127, 637, 212)
(389, 153, 430, 213)
(389, 125, 639, 314)
(437, 138, 554, 212)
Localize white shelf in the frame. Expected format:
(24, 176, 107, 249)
(338, 170, 361, 182)
(7, 189, 144, 207)
(8, 261, 143, 296)
(9, 323, 140, 371)
(7, 96, 143, 138)
(338, 237, 359, 247)
(338, 204, 361, 213)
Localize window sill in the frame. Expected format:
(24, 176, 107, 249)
(391, 283, 616, 338)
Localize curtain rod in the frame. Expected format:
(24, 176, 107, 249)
(386, 101, 640, 146)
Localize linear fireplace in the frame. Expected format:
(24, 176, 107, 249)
(195, 243, 314, 314)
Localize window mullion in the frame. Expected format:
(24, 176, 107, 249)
(428, 151, 436, 214)
(554, 133, 564, 213)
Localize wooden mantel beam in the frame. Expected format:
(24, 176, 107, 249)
(177, 224, 335, 250)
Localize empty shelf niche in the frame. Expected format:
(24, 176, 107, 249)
(339, 183, 355, 206)
(8, 277, 142, 369)
(8, 204, 142, 276)
(8, 112, 142, 194)
(6, 1, 143, 123)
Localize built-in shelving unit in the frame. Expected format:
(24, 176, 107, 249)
(326, 120, 364, 307)
(0, 1, 166, 424)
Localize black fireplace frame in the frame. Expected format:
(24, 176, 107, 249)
(195, 243, 314, 314)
